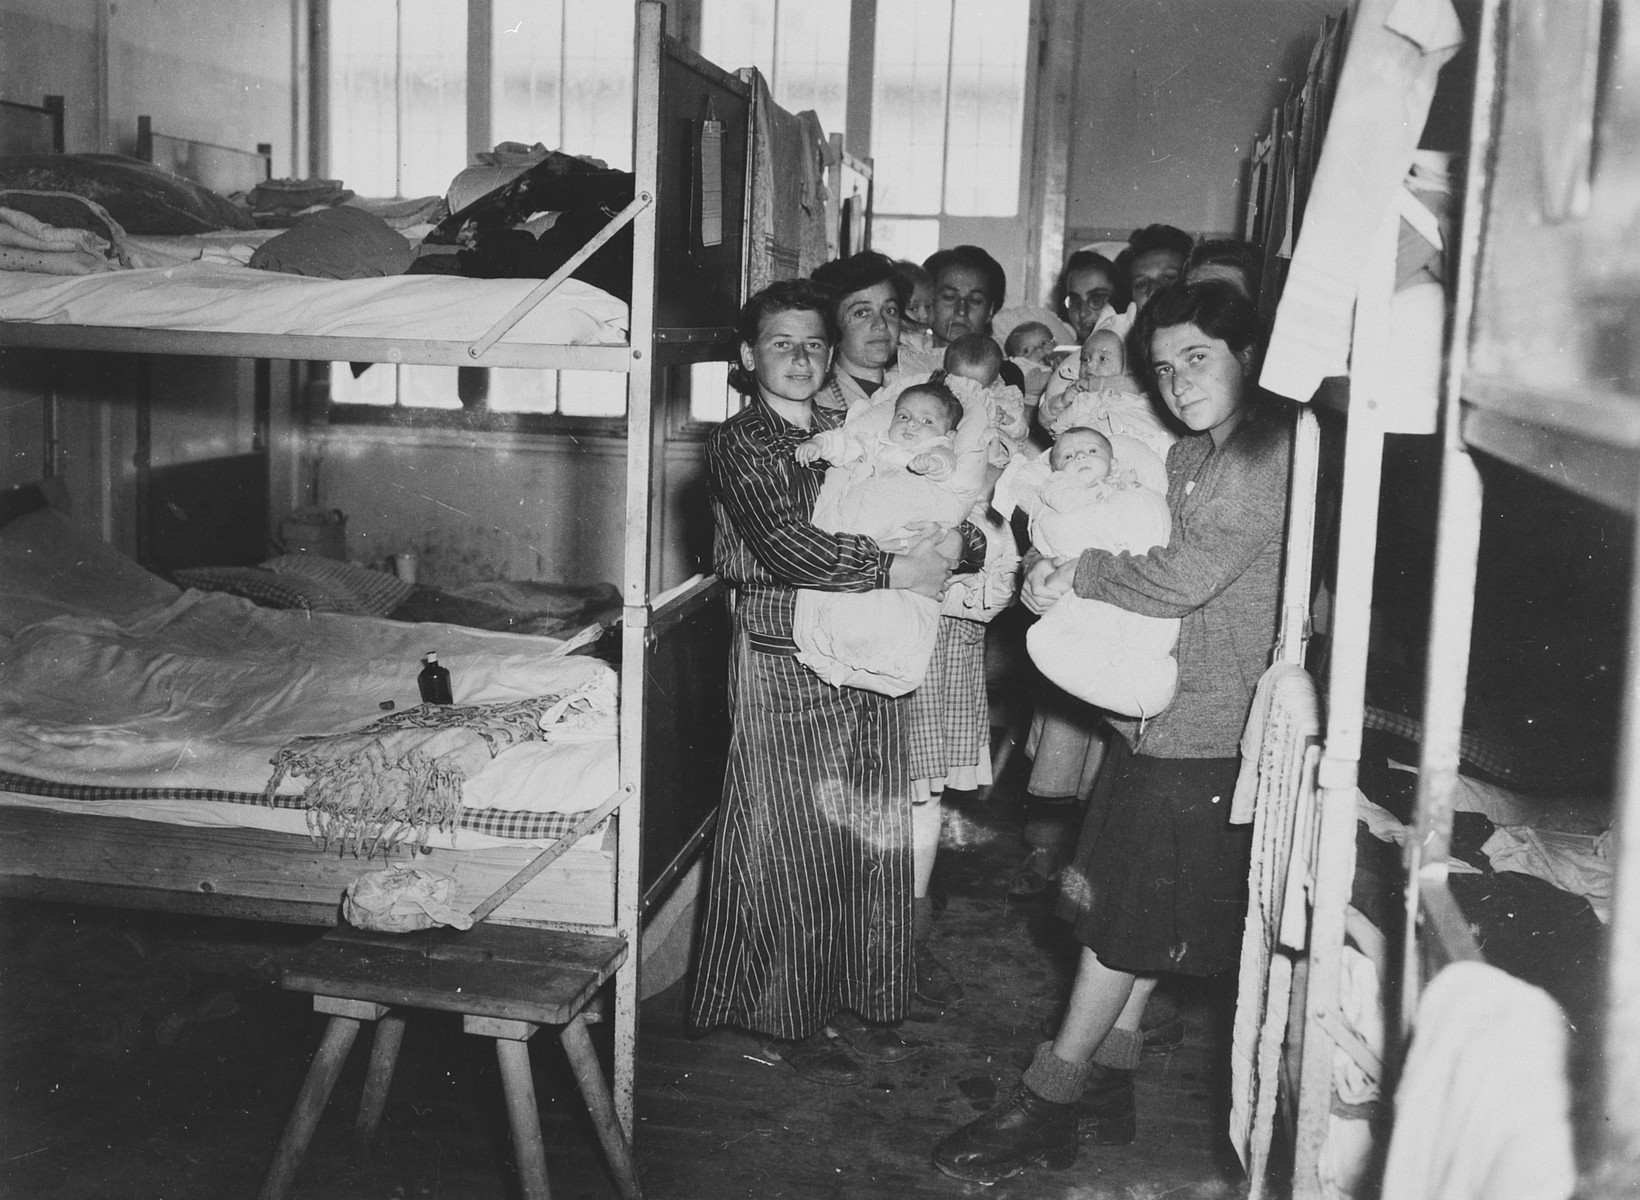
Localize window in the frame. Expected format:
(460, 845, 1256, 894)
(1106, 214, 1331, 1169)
(323, 1, 634, 422)
(698, 0, 1033, 267)
(871, 0, 1031, 262)
(699, 0, 852, 141)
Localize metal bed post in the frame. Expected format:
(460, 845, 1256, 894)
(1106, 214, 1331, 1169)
(612, 0, 665, 1141)
(1293, 398, 1384, 1198)
(1402, 0, 1502, 1028)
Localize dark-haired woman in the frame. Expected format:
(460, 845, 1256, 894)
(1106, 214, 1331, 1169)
(932, 281, 1294, 1182)
(812, 249, 906, 414)
(1054, 249, 1119, 344)
(690, 279, 980, 1087)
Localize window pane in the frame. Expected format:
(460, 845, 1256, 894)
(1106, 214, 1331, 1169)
(774, 0, 850, 140)
(493, 0, 565, 149)
(689, 360, 733, 424)
(943, 0, 1028, 216)
(326, 0, 398, 195)
(871, 0, 953, 214)
(562, 3, 634, 169)
(398, 0, 468, 197)
(487, 368, 559, 414)
(871, 216, 942, 266)
(329, 361, 396, 406)
(398, 364, 463, 409)
(700, 0, 775, 79)
(557, 370, 626, 417)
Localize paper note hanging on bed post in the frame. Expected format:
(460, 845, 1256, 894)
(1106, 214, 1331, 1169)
(700, 118, 724, 247)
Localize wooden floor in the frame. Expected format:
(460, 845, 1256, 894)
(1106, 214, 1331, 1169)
(0, 781, 1248, 1200)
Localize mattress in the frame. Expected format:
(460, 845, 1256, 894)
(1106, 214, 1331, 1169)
(0, 257, 629, 347)
(0, 504, 619, 850)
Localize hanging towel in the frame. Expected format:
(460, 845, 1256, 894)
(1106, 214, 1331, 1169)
(1261, 0, 1464, 402)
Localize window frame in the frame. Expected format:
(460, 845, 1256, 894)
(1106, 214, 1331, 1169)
(310, 0, 641, 435)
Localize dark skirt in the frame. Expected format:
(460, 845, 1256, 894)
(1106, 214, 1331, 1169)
(690, 620, 914, 1040)
(1053, 737, 1251, 976)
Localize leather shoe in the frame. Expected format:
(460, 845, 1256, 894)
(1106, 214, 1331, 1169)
(766, 1029, 863, 1086)
(1077, 1064, 1135, 1144)
(1006, 847, 1063, 900)
(828, 1014, 926, 1063)
(932, 1085, 1078, 1183)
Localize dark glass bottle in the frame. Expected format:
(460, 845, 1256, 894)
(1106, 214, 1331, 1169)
(418, 652, 453, 705)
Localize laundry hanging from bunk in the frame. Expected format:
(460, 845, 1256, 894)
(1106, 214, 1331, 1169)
(1260, 0, 1464, 402)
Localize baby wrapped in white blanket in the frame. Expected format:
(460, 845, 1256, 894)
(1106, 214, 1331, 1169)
(1007, 426, 1180, 718)
(1039, 327, 1176, 462)
(793, 378, 987, 695)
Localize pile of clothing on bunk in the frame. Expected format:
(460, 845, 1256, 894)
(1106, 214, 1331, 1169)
(410, 142, 636, 302)
(0, 190, 132, 275)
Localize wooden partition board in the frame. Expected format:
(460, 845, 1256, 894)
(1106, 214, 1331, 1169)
(136, 116, 271, 193)
(653, 38, 751, 344)
(0, 95, 64, 155)
(0, 805, 615, 928)
(640, 577, 730, 913)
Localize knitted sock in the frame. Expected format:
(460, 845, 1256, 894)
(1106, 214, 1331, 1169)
(1091, 1026, 1143, 1071)
(912, 894, 934, 944)
(1021, 1040, 1090, 1104)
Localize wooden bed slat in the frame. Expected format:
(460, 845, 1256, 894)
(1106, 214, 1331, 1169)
(0, 807, 615, 928)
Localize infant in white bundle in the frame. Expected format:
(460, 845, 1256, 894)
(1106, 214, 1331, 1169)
(1020, 426, 1180, 718)
(1039, 327, 1175, 462)
(792, 380, 976, 695)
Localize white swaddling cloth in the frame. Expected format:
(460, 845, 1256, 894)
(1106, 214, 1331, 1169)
(794, 376, 990, 696)
(1022, 445, 1181, 718)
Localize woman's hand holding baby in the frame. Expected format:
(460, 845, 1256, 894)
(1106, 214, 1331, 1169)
(887, 521, 962, 598)
(1021, 554, 1078, 614)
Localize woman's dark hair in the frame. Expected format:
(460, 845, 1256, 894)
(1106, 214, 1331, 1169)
(728, 278, 839, 396)
(811, 250, 909, 317)
(1113, 224, 1194, 311)
(1052, 249, 1117, 315)
(1129, 279, 1265, 385)
(903, 378, 965, 431)
(923, 244, 1007, 309)
(1186, 238, 1260, 298)
(1126, 223, 1195, 267)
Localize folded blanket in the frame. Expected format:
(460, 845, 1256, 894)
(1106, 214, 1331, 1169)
(0, 192, 131, 273)
(264, 686, 604, 858)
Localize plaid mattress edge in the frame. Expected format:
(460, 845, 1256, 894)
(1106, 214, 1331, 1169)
(0, 770, 592, 844)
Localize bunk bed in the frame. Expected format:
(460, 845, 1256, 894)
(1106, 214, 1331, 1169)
(1231, 0, 1639, 1195)
(0, 3, 753, 1151)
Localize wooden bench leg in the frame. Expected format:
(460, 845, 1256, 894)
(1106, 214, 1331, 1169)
(354, 1013, 407, 1154)
(560, 1014, 644, 1200)
(258, 1015, 363, 1200)
(494, 1036, 553, 1200)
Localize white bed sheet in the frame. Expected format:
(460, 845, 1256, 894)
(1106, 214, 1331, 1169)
(0, 588, 618, 814)
(0, 259, 628, 345)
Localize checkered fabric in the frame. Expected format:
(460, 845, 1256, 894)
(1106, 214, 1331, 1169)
(0, 769, 589, 844)
(1360, 705, 1594, 793)
(906, 616, 989, 780)
(173, 554, 412, 617)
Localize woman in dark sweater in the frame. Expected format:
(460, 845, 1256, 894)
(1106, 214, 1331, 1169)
(933, 281, 1295, 1182)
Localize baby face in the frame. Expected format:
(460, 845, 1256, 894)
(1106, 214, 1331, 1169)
(1010, 326, 1056, 365)
(946, 358, 999, 388)
(904, 281, 934, 332)
(1050, 429, 1114, 485)
(1078, 330, 1125, 384)
(889, 389, 956, 448)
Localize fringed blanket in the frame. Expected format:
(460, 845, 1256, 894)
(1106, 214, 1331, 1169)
(264, 686, 606, 858)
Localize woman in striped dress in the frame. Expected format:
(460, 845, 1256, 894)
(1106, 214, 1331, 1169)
(689, 279, 982, 1085)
